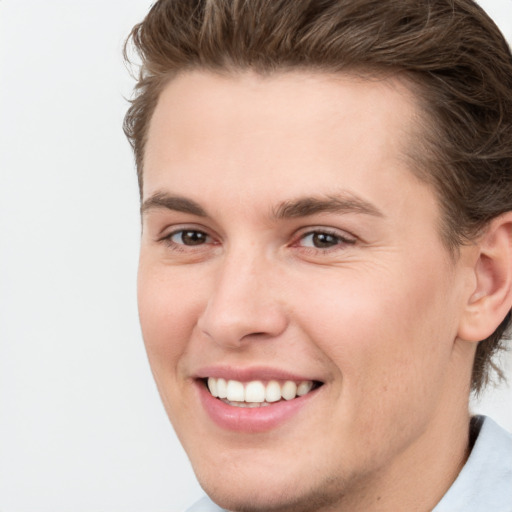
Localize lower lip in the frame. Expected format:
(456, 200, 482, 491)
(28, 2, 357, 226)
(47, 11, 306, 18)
(197, 381, 319, 433)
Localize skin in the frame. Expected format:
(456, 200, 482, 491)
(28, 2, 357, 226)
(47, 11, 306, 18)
(138, 71, 482, 512)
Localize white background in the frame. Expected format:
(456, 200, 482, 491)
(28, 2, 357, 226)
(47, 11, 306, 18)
(1, 1, 511, 511)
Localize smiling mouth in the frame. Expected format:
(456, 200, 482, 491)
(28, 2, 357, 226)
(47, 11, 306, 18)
(204, 377, 323, 408)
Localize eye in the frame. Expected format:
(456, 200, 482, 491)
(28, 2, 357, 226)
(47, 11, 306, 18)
(168, 229, 211, 246)
(297, 230, 355, 250)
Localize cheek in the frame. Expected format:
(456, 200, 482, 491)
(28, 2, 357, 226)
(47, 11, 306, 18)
(295, 257, 458, 408)
(287, 262, 460, 469)
(137, 262, 201, 373)
(137, 262, 210, 434)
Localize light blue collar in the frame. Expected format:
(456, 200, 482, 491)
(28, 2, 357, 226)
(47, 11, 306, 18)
(433, 415, 512, 511)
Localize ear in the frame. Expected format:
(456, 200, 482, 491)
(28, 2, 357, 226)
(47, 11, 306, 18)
(458, 212, 512, 342)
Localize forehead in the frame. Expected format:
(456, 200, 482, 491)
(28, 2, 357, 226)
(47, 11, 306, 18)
(143, 70, 429, 220)
(146, 70, 418, 159)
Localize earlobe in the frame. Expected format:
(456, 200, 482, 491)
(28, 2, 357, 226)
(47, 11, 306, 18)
(458, 213, 512, 343)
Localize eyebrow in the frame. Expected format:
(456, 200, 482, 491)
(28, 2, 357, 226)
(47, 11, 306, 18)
(273, 194, 384, 219)
(141, 192, 207, 217)
(140, 191, 383, 220)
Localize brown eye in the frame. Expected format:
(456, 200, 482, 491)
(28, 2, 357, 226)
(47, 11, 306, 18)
(171, 230, 210, 246)
(300, 232, 341, 248)
(298, 230, 355, 250)
(311, 233, 339, 248)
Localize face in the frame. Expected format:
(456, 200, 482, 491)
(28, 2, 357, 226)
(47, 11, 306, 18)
(139, 71, 475, 512)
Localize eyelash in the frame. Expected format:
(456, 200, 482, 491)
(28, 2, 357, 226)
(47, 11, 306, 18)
(158, 228, 214, 252)
(157, 227, 356, 255)
(294, 229, 356, 252)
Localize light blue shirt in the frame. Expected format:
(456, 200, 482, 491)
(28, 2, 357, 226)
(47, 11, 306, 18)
(433, 416, 512, 511)
(185, 416, 512, 512)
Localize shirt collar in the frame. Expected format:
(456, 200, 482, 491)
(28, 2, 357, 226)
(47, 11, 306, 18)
(433, 415, 512, 511)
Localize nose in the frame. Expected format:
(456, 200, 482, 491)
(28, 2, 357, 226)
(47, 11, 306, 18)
(197, 250, 288, 348)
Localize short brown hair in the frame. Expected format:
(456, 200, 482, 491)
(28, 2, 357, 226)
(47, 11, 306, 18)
(124, 0, 512, 393)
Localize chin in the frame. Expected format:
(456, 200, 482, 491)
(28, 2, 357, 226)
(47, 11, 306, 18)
(191, 452, 345, 512)
(199, 481, 339, 512)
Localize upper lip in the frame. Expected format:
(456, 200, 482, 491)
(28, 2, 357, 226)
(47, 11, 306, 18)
(194, 365, 322, 383)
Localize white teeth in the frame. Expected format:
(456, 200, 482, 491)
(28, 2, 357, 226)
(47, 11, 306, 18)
(265, 380, 282, 403)
(225, 400, 271, 408)
(281, 381, 297, 400)
(245, 381, 266, 402)
(226, 380, 245, 402)
(297, 381, 313, 396)
(207, 377, 218, 397)
(217, 378, 227, 399)
(206, 377, 316, 404)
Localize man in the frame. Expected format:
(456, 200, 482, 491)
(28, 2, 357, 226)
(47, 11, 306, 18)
(124, 1, 512, 510)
